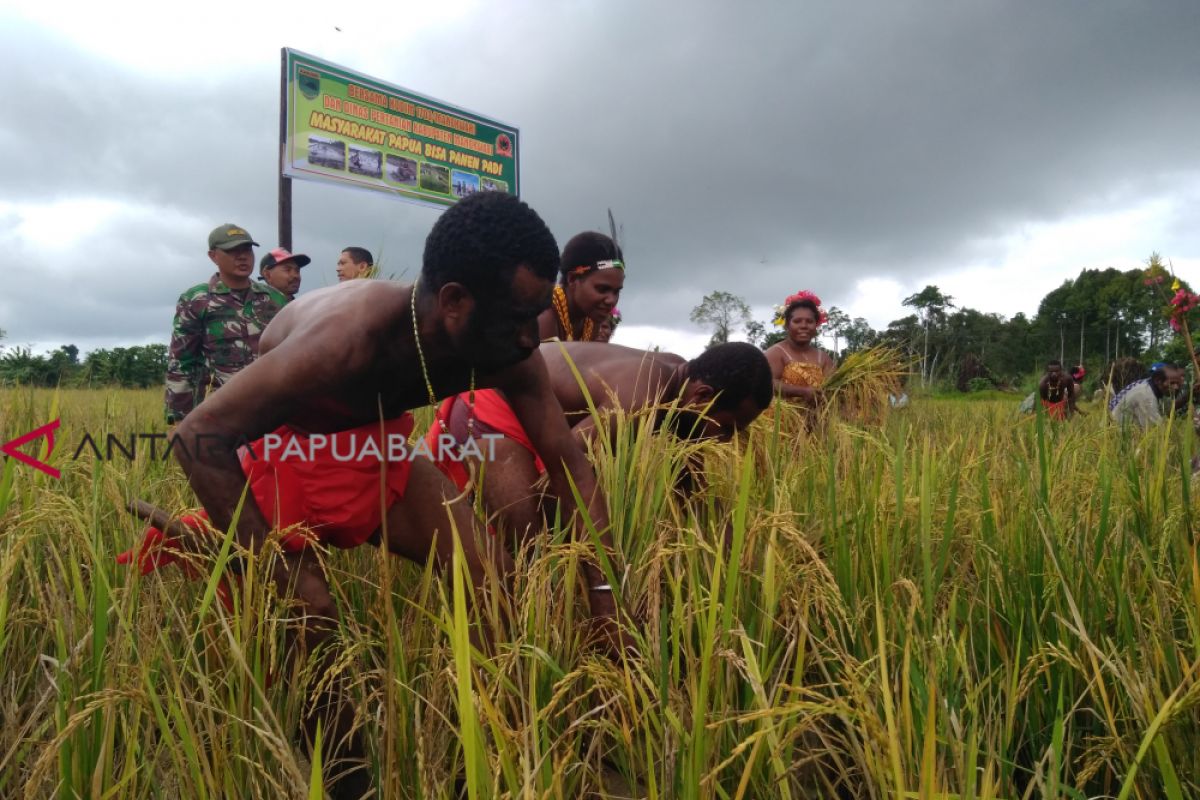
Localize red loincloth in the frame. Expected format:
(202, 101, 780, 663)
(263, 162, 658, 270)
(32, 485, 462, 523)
(1041, 399, 1068, 420)
(426, 389, 545, 491)
(118, 415, 416, 577)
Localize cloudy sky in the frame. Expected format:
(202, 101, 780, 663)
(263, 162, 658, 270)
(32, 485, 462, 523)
(1, 0, 1197, 359)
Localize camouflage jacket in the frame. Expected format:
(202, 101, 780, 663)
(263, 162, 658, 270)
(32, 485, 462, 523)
(164, 274, 288, 423)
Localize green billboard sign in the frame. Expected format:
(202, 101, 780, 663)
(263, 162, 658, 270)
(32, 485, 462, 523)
(282, 49, 519, 208)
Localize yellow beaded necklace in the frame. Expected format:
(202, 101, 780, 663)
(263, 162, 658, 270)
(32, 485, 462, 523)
(552, 285, 595, 342)
(411, 276, 474, 436)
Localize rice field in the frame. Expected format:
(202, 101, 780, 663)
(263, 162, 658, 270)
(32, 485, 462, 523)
(0, 386, 1198, 798)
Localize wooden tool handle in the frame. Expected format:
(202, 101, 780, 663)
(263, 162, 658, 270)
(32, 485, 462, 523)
(125, 499, 197, 540)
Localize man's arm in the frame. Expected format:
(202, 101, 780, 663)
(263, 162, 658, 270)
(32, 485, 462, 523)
(1037, 375, 1051, 402)
(1172, 386, 1190, 415)
(499, 353, 618, 615)
(1067, 381, 1085, 415)
(173, 331, 366, 557)
(165, 293, 205, 424)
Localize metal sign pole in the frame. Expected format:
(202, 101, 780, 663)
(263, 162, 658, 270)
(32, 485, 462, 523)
(278, 48, 293, 250)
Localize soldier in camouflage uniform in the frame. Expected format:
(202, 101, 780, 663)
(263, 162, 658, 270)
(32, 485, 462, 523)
(164, 224, 288, 423)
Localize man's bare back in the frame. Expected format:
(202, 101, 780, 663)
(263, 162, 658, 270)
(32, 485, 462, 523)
(539, 341, 687, 422)
(256, 281, 465, 431)
(428, 342, 772, 543)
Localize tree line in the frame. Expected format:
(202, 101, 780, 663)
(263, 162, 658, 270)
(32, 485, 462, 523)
(0, 335, 168, 389)
(690, 253, 1190, 390)
(1, 253, 1187, 391)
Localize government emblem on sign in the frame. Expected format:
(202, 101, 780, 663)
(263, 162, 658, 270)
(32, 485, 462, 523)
(298, 67, 320, 100)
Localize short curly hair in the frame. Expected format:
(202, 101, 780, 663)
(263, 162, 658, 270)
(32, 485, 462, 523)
(422, 192, 559, 301)
(687, 342, 773, 411)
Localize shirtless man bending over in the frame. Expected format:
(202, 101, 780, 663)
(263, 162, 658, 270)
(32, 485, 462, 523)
(139, 192, 619, 798)
(426, 341, 773, 541)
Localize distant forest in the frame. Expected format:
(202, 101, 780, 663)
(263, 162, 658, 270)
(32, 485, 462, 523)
(0, 340, 167, 389)
(696, 253, 1194, 391)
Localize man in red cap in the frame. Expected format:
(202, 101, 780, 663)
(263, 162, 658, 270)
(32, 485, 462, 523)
(259, 247, 311, 301)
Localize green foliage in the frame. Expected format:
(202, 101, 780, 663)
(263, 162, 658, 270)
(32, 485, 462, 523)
(0, 348, 54, 386)
(759, 330, 787, 349)
(81, 345, 167, 388)
(967, 376, 992, 393)
(0, 344, 167, 388)
(744, 320, 767, 348)
(740, 260, 1192, 384)
(824, 306, 850, 356)
(1160, 336, 1193, 368)
(690, 290, 751, 348)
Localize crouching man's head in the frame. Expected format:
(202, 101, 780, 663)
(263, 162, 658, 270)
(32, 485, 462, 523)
(675, 342, 774, 442)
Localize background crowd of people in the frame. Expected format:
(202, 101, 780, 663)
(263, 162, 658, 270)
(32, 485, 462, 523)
(166, 221, 1200, 441)
(1019, 356, 1200, 433)
(165, 222, 638, 423)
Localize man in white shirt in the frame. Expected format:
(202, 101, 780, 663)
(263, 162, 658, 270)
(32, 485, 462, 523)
(1109, 363, 1185, 429)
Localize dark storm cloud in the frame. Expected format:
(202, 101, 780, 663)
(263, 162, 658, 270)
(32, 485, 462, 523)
(1, 1, 1198, 350)
(455, 1, 1200, 324)
(0, 23, 440, 349)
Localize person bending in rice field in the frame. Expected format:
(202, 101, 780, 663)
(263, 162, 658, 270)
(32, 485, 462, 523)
(119, 192, 626, 800)
(424, 341, 773, 545)
(1109, 361, 1186, 429)
(1068, 365, 1088, 415)
(538, 231, 625, 342)
(764, 290, 837, 407)
(1038, 360, 1075, 420)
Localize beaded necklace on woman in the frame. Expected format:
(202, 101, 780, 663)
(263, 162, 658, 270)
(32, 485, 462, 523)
(551, 285, 595, 341)
(550, 258, 625, 341)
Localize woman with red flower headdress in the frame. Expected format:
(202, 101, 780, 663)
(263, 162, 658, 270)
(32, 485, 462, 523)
(765, 291, 837, 404)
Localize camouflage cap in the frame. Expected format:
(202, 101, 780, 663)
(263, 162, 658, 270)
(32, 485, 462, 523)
(208, 223, 259, 251)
